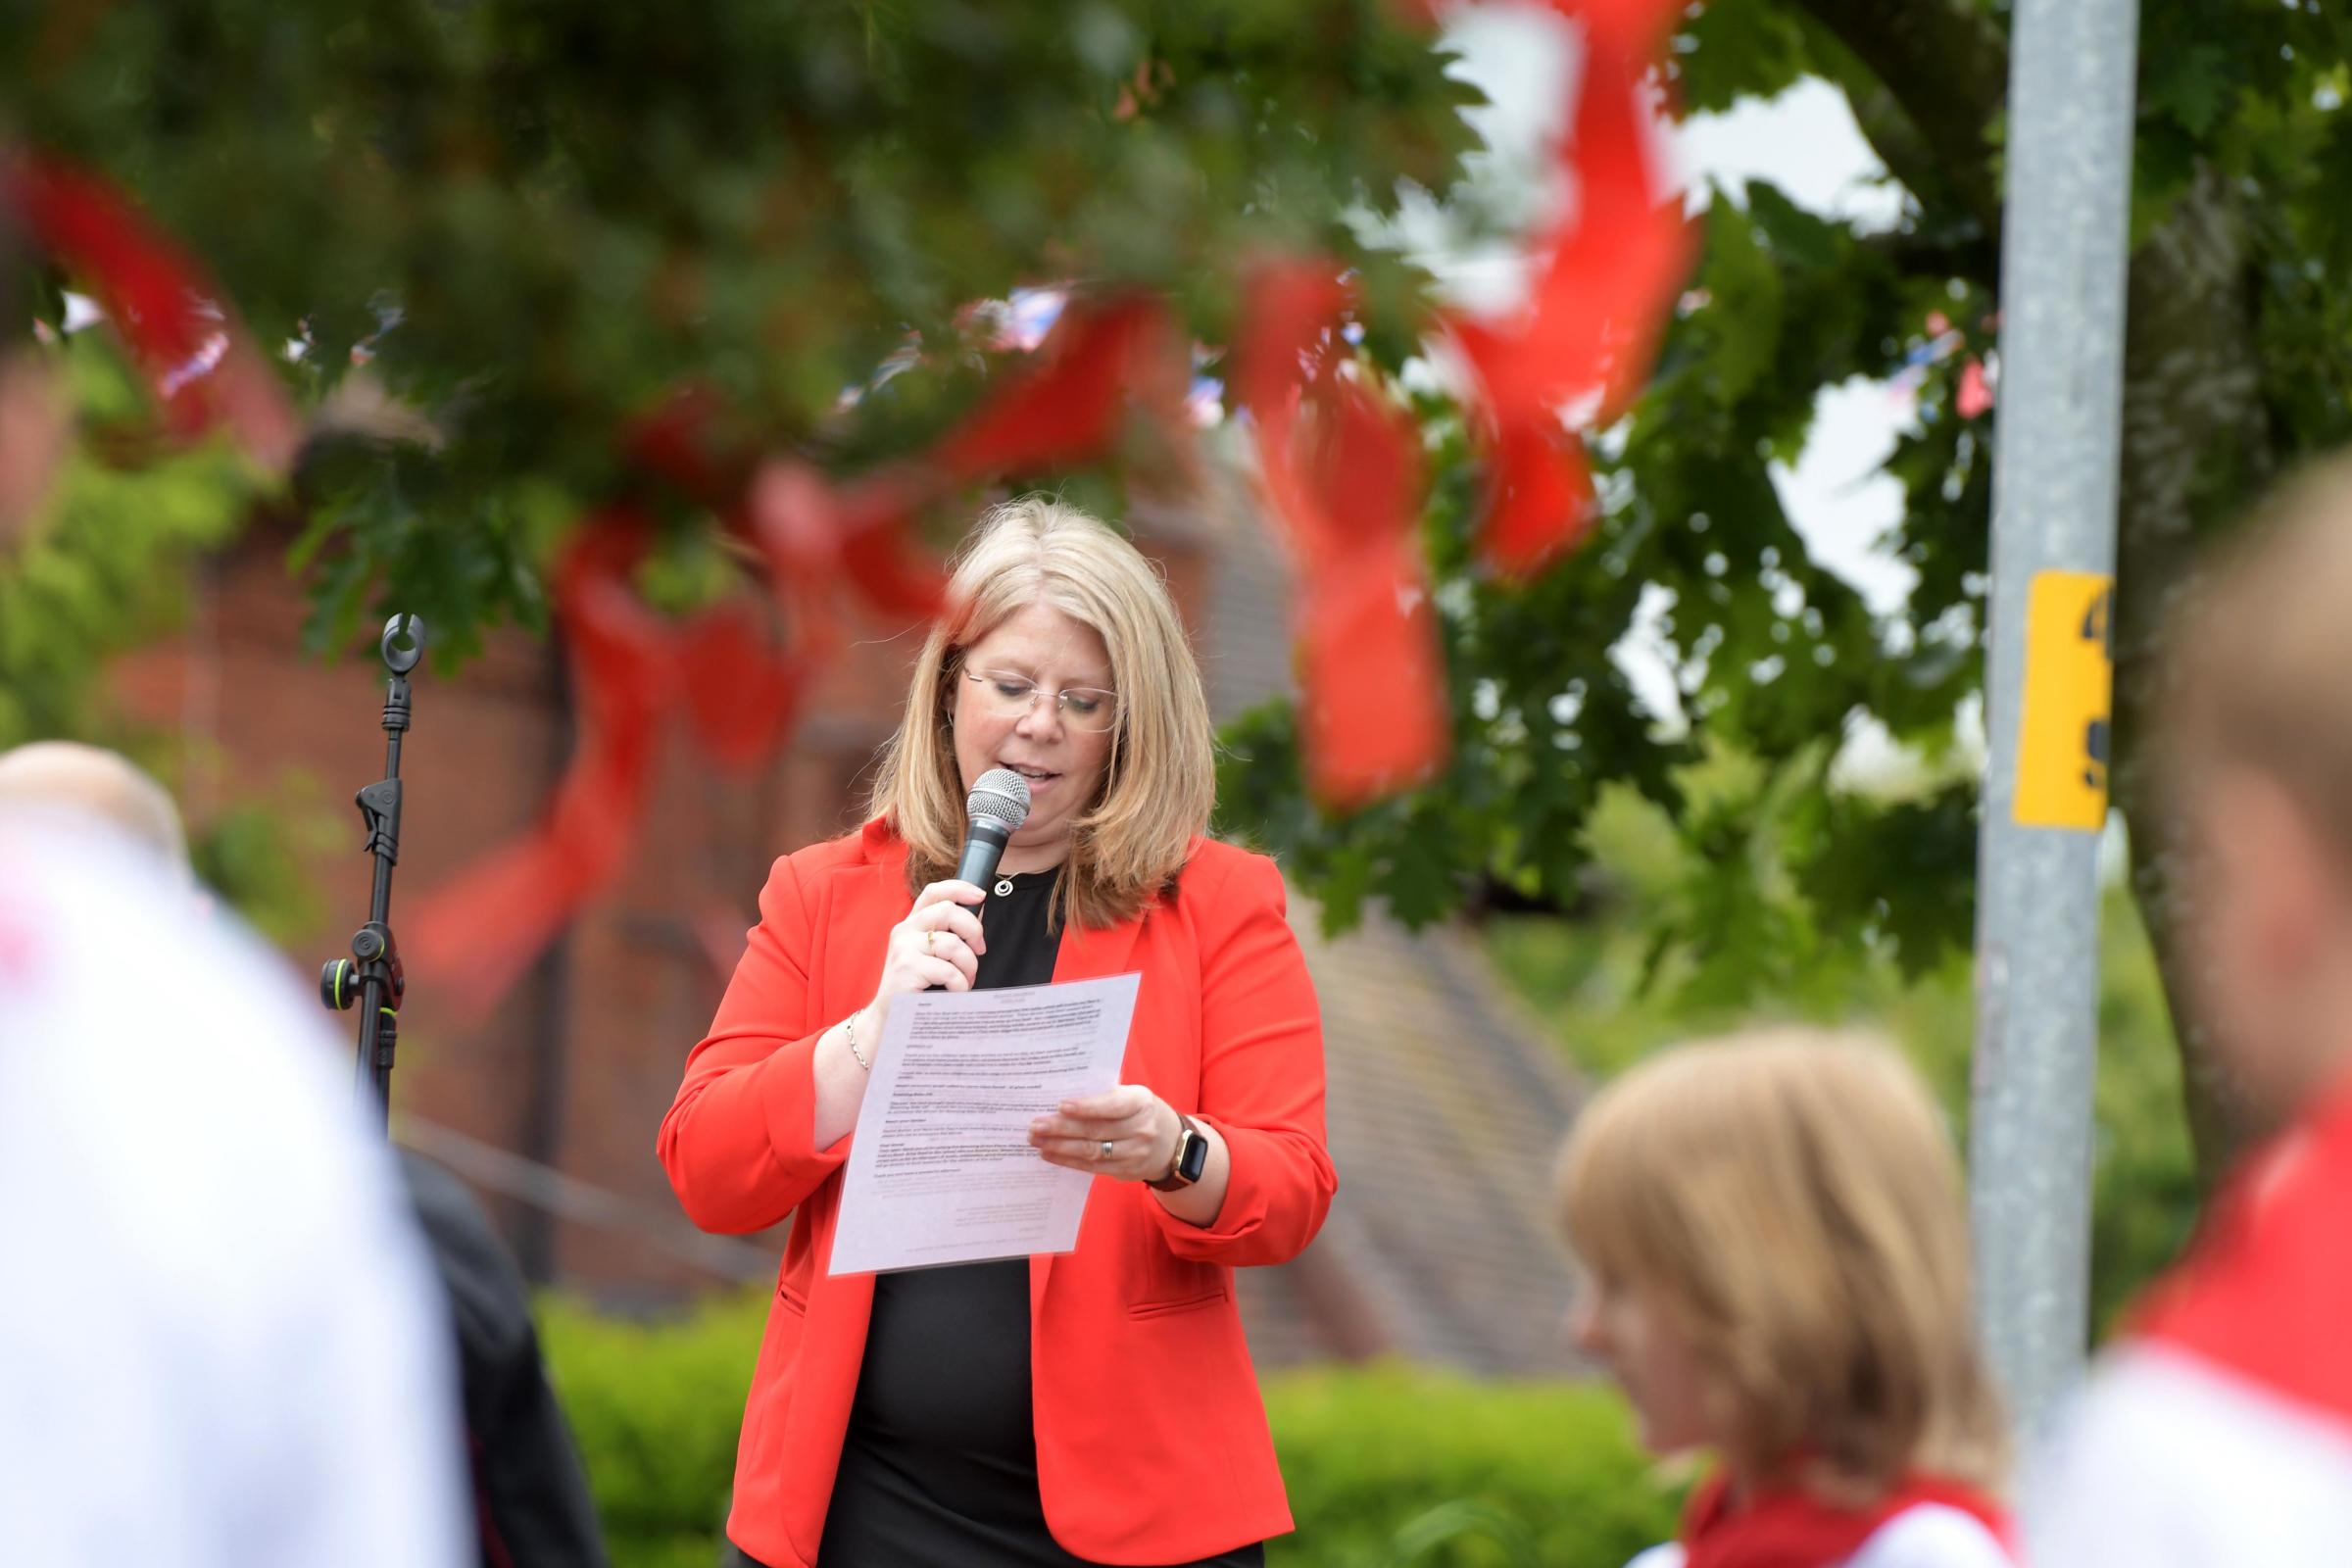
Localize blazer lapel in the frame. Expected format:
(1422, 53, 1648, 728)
(1030, 904, 1151, 1314)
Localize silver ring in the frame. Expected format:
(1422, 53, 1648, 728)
(1098, 1140, 1114, 1161)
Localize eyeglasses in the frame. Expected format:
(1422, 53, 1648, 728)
(962, 668, 1119, 732)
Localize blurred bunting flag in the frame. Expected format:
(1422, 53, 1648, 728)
(5, 0, 1694, 1008)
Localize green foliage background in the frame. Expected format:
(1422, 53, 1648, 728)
(3, 0, 1480, 664)
(0, 337, 261, 749)
(1479, 774, 2197, 1335)
(1211, 0, 2352, 1169)
(13, 0, 2348, 1164)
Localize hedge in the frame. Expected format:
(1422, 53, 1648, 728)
(1264, 1365, 1680, 1568)
(539, 1290, 764, 1568)
(539, 1293, 1680, 1568)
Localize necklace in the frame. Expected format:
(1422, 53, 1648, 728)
(994, 877, 1015, 897)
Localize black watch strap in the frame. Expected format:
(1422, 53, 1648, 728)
(1148, 1112, 1206, 1192)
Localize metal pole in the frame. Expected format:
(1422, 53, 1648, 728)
(1970, 0, 2140, 1434)
(320, 614, 424, 1133)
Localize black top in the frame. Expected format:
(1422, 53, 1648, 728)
(807, 866, 1264, 1568)
(397, 1151, 609, 1568)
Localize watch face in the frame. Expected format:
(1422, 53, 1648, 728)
(1176, 1126, 1209, 1184)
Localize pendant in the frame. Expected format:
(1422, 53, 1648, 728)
(995, 877, 1015, 897)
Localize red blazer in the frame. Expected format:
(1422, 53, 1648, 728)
(658, 820, 1334, 1567)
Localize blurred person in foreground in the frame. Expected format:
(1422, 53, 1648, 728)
(0, 739, 610, 1568)
(0, 741, 468, 1567)
(2028, 465, 2352, 1563)
(1558, 1030, 2015, 1568)
(660, 497, 1331, 1568)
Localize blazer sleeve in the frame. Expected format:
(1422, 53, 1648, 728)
(656, 852, 852, 1235)
(1150, 849, 1336, 1267)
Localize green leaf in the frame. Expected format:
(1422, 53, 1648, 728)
(1670, 0, 1815, 117)
(1693, 198, 1786, 409)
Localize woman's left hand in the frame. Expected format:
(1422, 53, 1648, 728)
(1030, 1086, 1180, 1182)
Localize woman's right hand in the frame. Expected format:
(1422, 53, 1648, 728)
(813, 879, 988, 1146)
(869, 880, 988, 1019)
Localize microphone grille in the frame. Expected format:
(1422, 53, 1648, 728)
(967, 767, 1032, 831)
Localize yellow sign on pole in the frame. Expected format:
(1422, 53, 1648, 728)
(2013, 569, 2115, 831)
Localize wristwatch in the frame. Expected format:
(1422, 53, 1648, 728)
(1148, 1112, 1208, 1192)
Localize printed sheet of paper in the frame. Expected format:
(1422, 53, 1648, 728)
(827, 972, 1141, 1275)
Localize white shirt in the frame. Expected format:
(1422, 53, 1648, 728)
(1628, 1498, 2013, 1568)
(0, 815, 469, 1566)
(2029, 1345, 2352, 1568)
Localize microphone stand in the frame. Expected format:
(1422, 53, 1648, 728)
(319, 613, 425, 1132)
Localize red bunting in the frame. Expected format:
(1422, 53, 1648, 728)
(9, 0, 1698, 1010)
(404, 501, 837, 1010)
(395, 0, 1702, 993)
(622, 381, 748, 508)
(1236, 261, 1448, 807)
(1443, 0, 1693, 577)
(747, 463, 944, 628)
(930, 296, 1185, 481)
(406, 514, 672, 1007)
(5, 155, 300, 470)
(404, 294, 1200, 1008)
(677, 603, 803, 772)
(1222, 0, 1690, 799)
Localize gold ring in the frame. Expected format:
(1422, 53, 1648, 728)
(925, 929, 937, 956)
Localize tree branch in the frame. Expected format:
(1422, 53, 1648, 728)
(1787, 0, 2009, 235)
(1862, 225, 1998, 289)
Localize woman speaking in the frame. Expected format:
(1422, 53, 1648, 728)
(659, 498, 1333, 1568)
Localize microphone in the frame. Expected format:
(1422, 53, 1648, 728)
(955, 768, 1032, 888)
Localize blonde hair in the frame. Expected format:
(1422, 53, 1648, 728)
(0, 740, 190, 874)
(2156, 454, 2352, 858)
(865, 496, 1216, 930)
(1556, 1028, 2006, 1496)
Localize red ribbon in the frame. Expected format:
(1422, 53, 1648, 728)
(406, 296, 1199, 1007)
(403, 0, 1695, 1004)
(10, 0, 1701, 1005)
(1443, 0, 1693, 577)
(1236, 261, 1449, 807)
(405, 504, 832, 1009)
(406, 514, 674, 1006)
(5, 155, 300, 470)
(1222, 0, 1691, 801)
(931, 295, 1187, 482)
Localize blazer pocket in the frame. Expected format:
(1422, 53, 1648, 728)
(1126, 1287, 1226, 1320)
(777, 1279, 810, 1317)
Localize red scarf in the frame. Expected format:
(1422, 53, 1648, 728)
(1678, 1469, 2013, 1568)
(2132, 1079, 2352, 1428)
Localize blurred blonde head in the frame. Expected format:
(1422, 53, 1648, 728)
(2156, 456, 2352, 854)
(1557, 1027, 2006, 1496)
(866, 496, 1215, 929)
(2154, 458, 2352, 1124)
(0, 740, 190, 875)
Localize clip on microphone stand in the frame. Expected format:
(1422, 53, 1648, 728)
(320, 613, 424, 1132)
